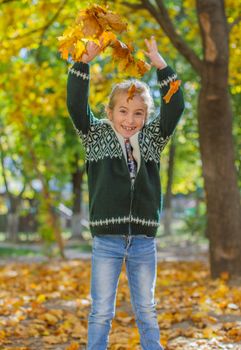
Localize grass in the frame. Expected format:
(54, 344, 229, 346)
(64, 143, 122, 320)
(0, 246, 43, 257)
(67, 242, 92, 252)
(0, 220, 208, 258)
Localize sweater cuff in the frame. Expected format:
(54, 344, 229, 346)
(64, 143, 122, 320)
(156, 65, 178, 89)
(68, 62, 90, 80)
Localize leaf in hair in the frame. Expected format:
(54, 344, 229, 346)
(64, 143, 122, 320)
(127, 84, 137, 102)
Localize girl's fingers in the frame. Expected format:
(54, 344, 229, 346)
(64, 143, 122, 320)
(144, 38, 151, 49)
(151, 36, 157, 45)
(145, 37, 158, 52)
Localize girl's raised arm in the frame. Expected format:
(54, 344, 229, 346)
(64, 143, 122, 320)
(66, 41, 102, 137)
(144, 36, 185, 140)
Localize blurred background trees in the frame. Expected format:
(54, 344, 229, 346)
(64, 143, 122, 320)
(0, 0, 240, 277)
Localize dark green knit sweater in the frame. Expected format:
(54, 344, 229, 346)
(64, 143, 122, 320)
(67, 62, 184, 237)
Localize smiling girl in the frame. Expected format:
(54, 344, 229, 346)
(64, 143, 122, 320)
(67, 36, 184, 350)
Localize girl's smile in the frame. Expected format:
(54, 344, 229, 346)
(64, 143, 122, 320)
(107, 92, 147, 138)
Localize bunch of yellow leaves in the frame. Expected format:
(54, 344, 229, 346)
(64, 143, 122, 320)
(58, 4, 150, 77)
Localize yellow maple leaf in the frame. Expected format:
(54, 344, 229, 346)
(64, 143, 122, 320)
(57, 4, 150, 76)
(111, 39, 133, 59)
(0, 330, 6, 339)
(98, 11, 127, 33)
(36, 294, 46, 303)
(136, 59, 151, 76)
(65, 342, 79, 350)
(43, 335, 61, 344)
(202, 327, 217, 339)
(127, 83, 137, 102)
(42, 312, 59, 325)
(81, 14, 103, 38)
(77, 4, 127, 35)
(100, 30, 117, 49)
(73, 40, 86, 61)
(163, 80, 181, 103)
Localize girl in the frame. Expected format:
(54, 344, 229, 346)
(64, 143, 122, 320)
(67, 36, 184, 350)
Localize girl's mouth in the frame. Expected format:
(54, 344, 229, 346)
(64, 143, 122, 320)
(122, 125, 136, 131)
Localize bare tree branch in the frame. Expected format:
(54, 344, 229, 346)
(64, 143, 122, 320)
(35, 0, 68, 63)
(0, 0, 19, 4)
(140, 0, 203, 75)
(7, 0, 68, 41)
(121, 1, 144, 10)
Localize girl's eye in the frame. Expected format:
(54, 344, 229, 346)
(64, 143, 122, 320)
(135, 112, 144, 116)
(120, 110, 126, 114)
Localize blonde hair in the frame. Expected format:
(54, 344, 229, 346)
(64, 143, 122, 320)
(107, 79, 154, 119)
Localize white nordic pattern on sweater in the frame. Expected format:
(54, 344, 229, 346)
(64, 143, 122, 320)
(158, 73, 177, 88)
(72, 119, 123, 161)
(68, 67, 90, 80)
(73, 119, 171, 164)
(89, 216, 159, 227)
(71, 67, 172, 163)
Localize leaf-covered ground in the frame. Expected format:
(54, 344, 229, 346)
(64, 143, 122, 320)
(0, 259, 240, 350)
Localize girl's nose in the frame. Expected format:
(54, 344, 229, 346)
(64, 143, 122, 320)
(126, 115, 135, 124)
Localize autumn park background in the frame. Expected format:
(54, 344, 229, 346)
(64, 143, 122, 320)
(0, 0, 241, 349)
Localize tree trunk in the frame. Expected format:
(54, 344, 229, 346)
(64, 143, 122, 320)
(163, 138, 176, 236)
(7, 212, 19, 242)
(42, 185, 65, 258)
(6, 195, 20, 242)
(196, 0, 241, 277)
(19, 128, 65, 258)
(140, 0, 241, 278)
(0, 138, 22, 242)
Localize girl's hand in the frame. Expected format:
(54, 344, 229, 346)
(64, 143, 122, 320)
(81, 40, 103, 64)
(144, 36, 167, 70)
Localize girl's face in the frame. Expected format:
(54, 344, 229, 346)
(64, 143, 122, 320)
(107, 92, 147, 138)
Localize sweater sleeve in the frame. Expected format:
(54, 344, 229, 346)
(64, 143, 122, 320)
(156, 65, 185, 139)
(66, 62, 98, 137)
(142, 65, 185, 156)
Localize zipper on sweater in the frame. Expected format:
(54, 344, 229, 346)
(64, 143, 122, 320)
(128, 180, 135, 236)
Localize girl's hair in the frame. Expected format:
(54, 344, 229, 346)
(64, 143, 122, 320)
(107, 79, 154, 118)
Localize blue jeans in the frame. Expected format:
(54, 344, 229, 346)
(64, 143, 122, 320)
(87, 235, 164, 350)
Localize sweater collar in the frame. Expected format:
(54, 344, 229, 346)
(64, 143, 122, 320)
(102, 119, 141, 172)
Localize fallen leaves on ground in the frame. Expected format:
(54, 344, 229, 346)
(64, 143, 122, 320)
(0, 260, 240, 349)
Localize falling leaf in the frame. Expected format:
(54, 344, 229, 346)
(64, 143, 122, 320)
(127, 83, 137, 102)
(163, 80, 182, 103)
